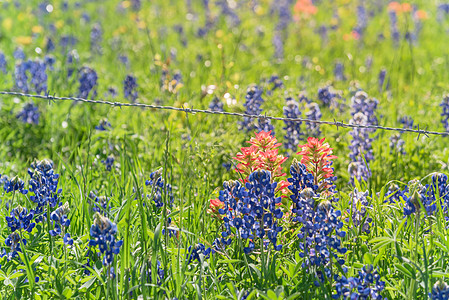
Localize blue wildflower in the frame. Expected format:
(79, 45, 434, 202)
(78, 66, 98, 99)
(0, 51, 7, 74)
(95, 119, 111, 131)
(333, 265, 385, 299)
(305, 102, 322, 137)
(145, 168, 174, 208)
(4, 232, 25, 259)
(90, 23, 103, 53)
(430, 280, 449, 299)
(441, 94, 449, 132)
(283, 98, 303, 151)
(101, 156, 115, 172)
(187, 243, 212, 264)
(4, 176, 28, 194)
(123, 75, 138, 102)
(218, 170, 284, 253)
(49, 202, 71, 244)
(209, 96, 224, 112)
(6, 206, 35, 233)
(346, 189, 372, 234)
(334, 62, 346, 81)
(13, 47, 25, 60)
(89, 213, 123, 269)
(389, 10, 400, 46)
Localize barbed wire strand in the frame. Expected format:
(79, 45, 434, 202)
(0, 90, 446, 137)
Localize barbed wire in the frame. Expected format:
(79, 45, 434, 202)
(0, 90, 445, 138)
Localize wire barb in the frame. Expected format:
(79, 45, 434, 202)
(0, 90, 447, 137)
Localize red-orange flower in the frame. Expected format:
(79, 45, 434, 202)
(208, 198, 225, 218)
(298, 137, 337, 191)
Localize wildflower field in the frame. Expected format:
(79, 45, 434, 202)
(3, 0, 449, 299)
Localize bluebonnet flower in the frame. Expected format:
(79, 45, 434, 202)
(13, 48, 25, 60)
(218, 170, 284, 254)
(348, 91, 378, 184)
(28, 159, 62, 216)
(46, 38, 55, 52)
(389, 133, 406, 155)
(399, 116, 414, 130)
(287, 160, 347, 280)
(272, 32, 284, 60)
(89, 191, 110, 215)
(438, 4, 449, 22)
(60, 35, 78, 49)
(95, 119, 111, 131)
(4, 176, 28, 194)
(44, 55, 55, 70)
(28, 59, 47, 94)
(78, 66, 98, 99)
(49, 202, 72, 245)
(389, 10, 400, 46)
(317, 85, 344, 111)
(145, 260, 165, 285)
(4, 232, 25, 259)
(333, 265, 385, 299)
(161, 70, 183, 93)
(217, 0, 240, 27)
(173, 25, 187, 47)
(123, 75, 138, 102)
(16, 102, 40, 125)
(430, 280, 449, 299)
(353, 4, 367, 38)
(0, 51, 7, 73)
(334, 62, 346, 81)
(267, 75, 284, 92)
(440, 94, 449, 132)
(101, 156, 115, 172)
(6, 206, 35, 233)
(118, 55, 129, 68)
(106, 87, 118, 98)
(131, 0, 141, 11)
(378, 68, 389, 92)
(209, 96, 224, 112)
(14, 60, 30, 92)
(305, 102, 322, 137)
(283, 98, 303, 151)
(238, 85, 269, 133)
(66, 50, 79, 78)
(187, 243, 212, 264)
(346, 189, 372, 234)
(89, 213, 123, 270)
(90, 23, 103, 53)
(318, 25, 328, 45)
(145, 168, 174, 208)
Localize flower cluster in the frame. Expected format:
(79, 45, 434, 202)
(187, 243, 212, 264)
(268, 75, 284, 92)
(90, 23, 102, 53)
(6, 206, 35, 233)
(14, 59, 47, 94)
(378, 69, 389, 92)
(287, 160, 347, 280)
(4, 176, 28, 194)
(78, 66, 98, 99)
(238, 85, 274, 134)
(16, 102, 40, 125)
(49, 202, 73, 245)
(431, 280, 449, 299)
(209, 96, 224, 112)
(283, 98, 303, 152)
(4, 232, 25, 260)
(145, 168, 174, 208)
(160, 68, 183, 94)
(305, 102, 322, 137)
(334, 62, 346, 81)
(0, 51, 7, 74)
(123, 75, 138, 102)
(297, 137, 337, 192)
(218, 170, 284, 253)
(145, 260, 165, 285)
(28, 159, 62, 217)
(317, 85, 344, 111)
(348, 91, 378, 184)
(89, 213, 123, 270)
(346, 189, 372, 234)
(101, 155, 115, 172)
(233, 131, 287, 182)
(95, 118, 111, 131)
(333, 265, 385, 299)
(89, 191, 110, 215)
(440, 94, 449, 132)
